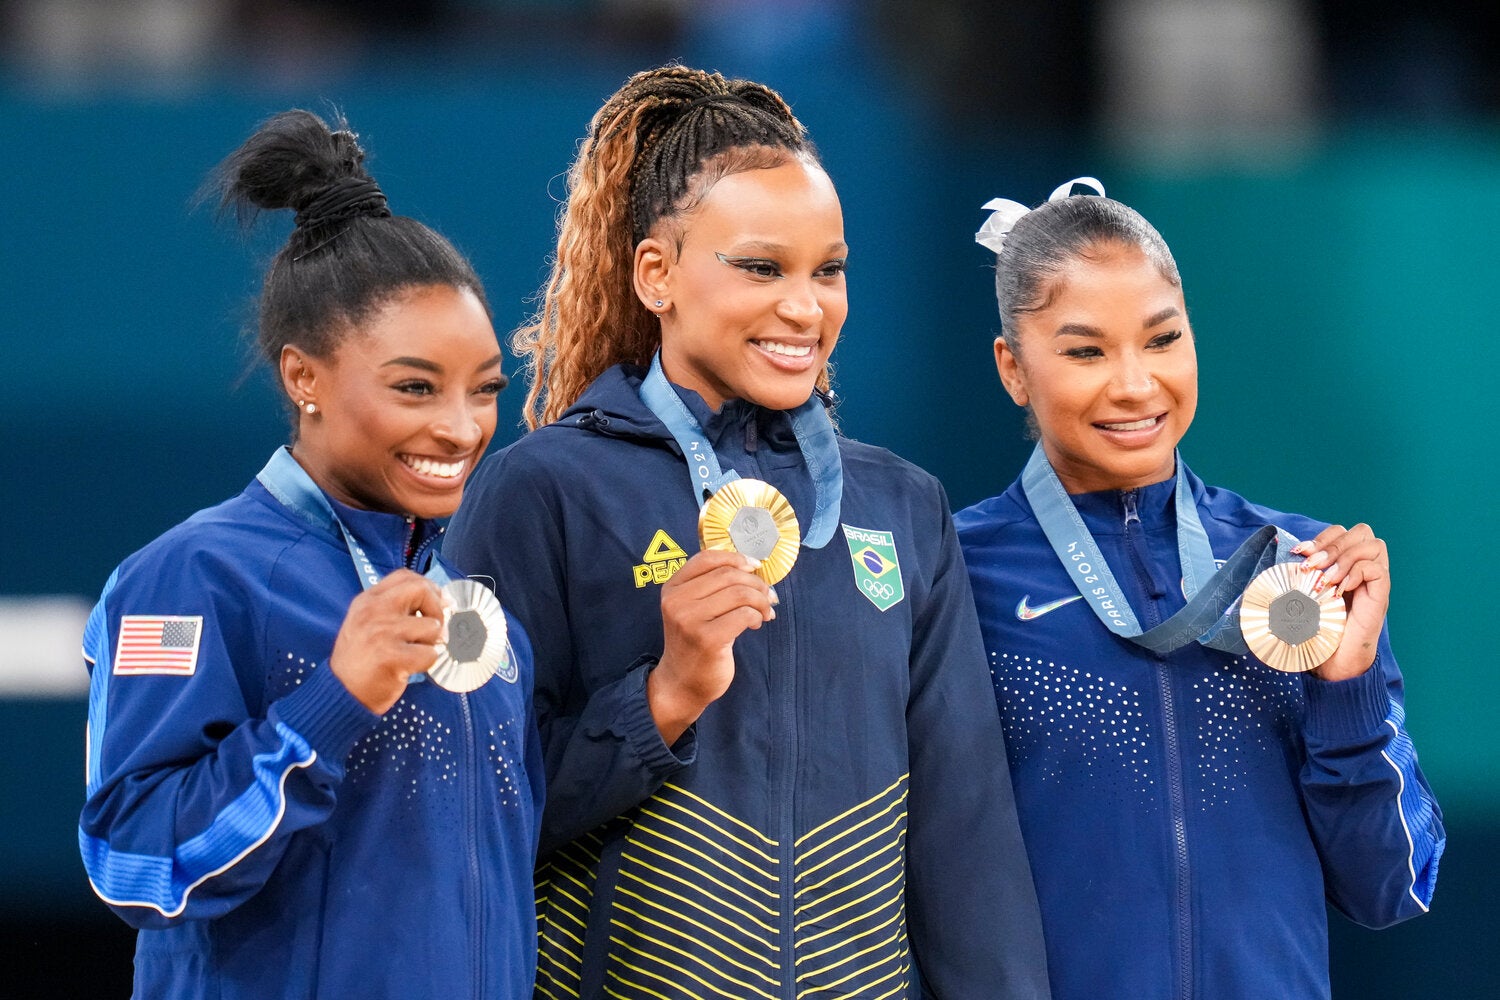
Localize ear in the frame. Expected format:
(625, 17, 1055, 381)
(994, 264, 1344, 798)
(994, 336, 1029, 407)
(280, 345, 319, 410)
(633, 236, 672, 313)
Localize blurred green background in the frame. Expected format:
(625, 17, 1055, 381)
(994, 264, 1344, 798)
(3, 2, 1495, 996)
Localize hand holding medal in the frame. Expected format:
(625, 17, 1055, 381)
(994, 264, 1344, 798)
(1279, 524, 1391, 681)
(329, 570, 453, 714)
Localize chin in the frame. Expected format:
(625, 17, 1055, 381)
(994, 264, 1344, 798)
(746, 380, 819, 413)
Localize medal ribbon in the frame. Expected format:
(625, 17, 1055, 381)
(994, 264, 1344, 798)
(638, 353, 843, 549)
(1021, 444, 1297, 655)
(256, 446, 453, 590)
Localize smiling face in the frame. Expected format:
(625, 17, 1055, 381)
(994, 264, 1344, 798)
(996, 242, 1198, 494)
(284, 283, 503, 520)
(637, 156, 848, 412)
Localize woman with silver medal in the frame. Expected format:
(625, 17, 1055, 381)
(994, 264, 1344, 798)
(956, 179, 1445, 1000)
(446, 65, 1049, 1000)
(77, 110, 541, 999)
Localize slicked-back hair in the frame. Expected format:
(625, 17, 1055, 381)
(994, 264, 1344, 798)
(993, 195, 1181, 352)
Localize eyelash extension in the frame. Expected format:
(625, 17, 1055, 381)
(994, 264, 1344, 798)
(715, 252, 777, 274)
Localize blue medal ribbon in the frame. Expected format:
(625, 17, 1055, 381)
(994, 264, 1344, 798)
(1020, 444, 1298, 655)
(638, 353, 843, 549)
(256, 446, 453, 589)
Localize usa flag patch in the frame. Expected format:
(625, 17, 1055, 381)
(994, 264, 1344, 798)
(114, 616, 203, 676)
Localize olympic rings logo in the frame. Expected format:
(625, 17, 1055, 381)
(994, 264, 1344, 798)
(862, 578, 896, 602)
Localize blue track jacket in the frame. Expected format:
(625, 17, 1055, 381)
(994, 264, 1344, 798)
(444, 365, 1050, 1000)
(79, 450, 543, 999)
(955, 466, 1444, 1000)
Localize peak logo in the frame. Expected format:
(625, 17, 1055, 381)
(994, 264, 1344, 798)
(633, 530, 688, 588)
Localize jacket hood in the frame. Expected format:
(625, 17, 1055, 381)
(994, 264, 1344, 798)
(554, 364, 673, 443)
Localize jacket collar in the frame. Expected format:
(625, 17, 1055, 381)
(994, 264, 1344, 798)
(556, 363, 814, 457)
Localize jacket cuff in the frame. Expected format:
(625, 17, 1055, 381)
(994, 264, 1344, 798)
(270, 662, 381, 764)
(1302, 656, 1390, 743)
(621, 657, 698, 772)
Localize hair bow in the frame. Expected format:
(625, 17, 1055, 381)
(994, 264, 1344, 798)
(975, 176, 1106, 256)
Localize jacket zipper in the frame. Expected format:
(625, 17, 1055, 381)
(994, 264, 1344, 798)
(1124, 489, 1193, 1000)
(461, 692, 484, 998)
(776, 575, 797, 1000)
(739, 420, 798, 1000)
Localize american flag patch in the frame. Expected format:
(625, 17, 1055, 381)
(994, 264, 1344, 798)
(114, 615, 204, 676)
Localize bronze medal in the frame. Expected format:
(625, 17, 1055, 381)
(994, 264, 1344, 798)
(1239, 562, 1346, 672)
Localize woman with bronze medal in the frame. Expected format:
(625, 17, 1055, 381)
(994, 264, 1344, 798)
(77, 110, 541, 998)
(445, 66, 1049, 999)
(956, 180, 1446, 1000)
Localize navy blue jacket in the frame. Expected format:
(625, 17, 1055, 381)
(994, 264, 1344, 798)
(80, 450, 543, 999)
(445, 365, 1049, 1000)
(956, 467, 1443, 1000)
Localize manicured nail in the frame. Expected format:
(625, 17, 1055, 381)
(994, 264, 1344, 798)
(1303, 550, 1330, 569)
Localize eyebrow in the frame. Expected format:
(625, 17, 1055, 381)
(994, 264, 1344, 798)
(381, 352, 505, 374)
(725, 240, 850, 257)
(1053, 306, 1182, 338)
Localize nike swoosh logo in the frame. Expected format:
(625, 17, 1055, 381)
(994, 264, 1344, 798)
(1016, 593, 1084, 620)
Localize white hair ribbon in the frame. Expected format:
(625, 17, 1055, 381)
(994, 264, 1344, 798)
(975, 176, 1108, 256)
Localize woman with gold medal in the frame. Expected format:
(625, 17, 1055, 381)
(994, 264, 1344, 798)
(956, 180, 1445, 1000)
(445, 65, 1049, 999)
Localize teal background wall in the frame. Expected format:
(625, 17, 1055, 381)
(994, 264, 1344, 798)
(3, 45, 1495, 1000)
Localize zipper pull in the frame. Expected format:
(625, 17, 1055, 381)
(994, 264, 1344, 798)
(1122, 489, 1140, 527)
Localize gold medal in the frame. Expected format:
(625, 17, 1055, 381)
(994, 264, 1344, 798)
(428, 578, 511, 692)
(698, 478, 800, 585)
(1239, 562, 1346, 672)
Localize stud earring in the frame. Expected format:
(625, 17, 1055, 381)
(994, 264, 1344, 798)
(654, 300, 664, 308)
(298, 400, 318, 415)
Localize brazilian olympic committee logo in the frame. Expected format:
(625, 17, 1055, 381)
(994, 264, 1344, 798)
(842, 524, 904, 612)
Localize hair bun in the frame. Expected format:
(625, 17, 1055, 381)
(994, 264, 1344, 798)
(294, 176, 390, 229)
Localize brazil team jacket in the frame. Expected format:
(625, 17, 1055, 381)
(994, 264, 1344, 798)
(79, 449, 543, 1000)
(444, 364, 1050, 1000)
(955, 466, 1444, 1000)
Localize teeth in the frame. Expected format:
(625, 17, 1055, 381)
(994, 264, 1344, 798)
(756, 341, 812, 357)
(402, 456, 465, 479)
(1100, 417, 1159, 431)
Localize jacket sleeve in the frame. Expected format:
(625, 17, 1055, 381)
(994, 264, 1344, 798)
(444, 448, 694, 858)
(903, 488, 1052, 999)
(78, 555, 379, 931)
(1299, 628, 1445, 928)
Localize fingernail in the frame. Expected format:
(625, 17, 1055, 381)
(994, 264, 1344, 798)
(767, 607, 777, 621)
(768, 586, 780, 606)
(1291, 542, 1312, 555)
(744, 557, 763, 571)
(1303, 551, 1329, 569)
